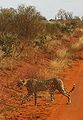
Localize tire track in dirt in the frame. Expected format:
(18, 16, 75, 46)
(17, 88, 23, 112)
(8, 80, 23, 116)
(47, 60, 83, 120)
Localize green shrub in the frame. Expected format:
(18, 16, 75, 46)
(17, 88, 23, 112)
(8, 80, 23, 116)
(0, 33, 18, 57)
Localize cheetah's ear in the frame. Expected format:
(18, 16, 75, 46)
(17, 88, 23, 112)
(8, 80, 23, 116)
(22, 79, 28, 85)
(22, 80, 25, 83)
(20, 79, 26, 85)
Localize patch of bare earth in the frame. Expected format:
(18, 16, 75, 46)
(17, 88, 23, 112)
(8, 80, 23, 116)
(0, 51, 83, 120)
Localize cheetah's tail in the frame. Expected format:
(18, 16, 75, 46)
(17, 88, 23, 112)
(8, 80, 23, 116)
(69, 84, 76, 94)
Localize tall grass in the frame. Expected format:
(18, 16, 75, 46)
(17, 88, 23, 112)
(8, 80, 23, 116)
(71, 37, 83, 51)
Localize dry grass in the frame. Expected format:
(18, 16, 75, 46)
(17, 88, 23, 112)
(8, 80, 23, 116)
(56, 48, 69, 59)
(71, 37, 83, 51)
(49, 58, 68, 72)
(0, 57, 17, 71)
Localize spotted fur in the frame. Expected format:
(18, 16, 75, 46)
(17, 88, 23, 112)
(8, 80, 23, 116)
(17, 78, 75, 105)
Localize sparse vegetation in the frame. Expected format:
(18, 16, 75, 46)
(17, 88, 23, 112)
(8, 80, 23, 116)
(0, 5, 82, 70)
(0, 4, 83, 120)
(71, 37, 83, 51)
(0, 33, 18, 57)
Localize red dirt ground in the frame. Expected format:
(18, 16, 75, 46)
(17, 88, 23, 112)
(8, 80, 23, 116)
(0, 52, 83, 120)
(47, 60, 83, 120)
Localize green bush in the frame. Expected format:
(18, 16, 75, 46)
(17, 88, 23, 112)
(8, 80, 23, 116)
(0, 33, 18, 57)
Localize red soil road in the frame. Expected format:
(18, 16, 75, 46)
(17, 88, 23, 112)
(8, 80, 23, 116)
(47, 60, 83, 120)
(0, 53, 83, 120)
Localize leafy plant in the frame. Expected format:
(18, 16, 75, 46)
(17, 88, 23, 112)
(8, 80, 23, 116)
(0, 33, 18, 57)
